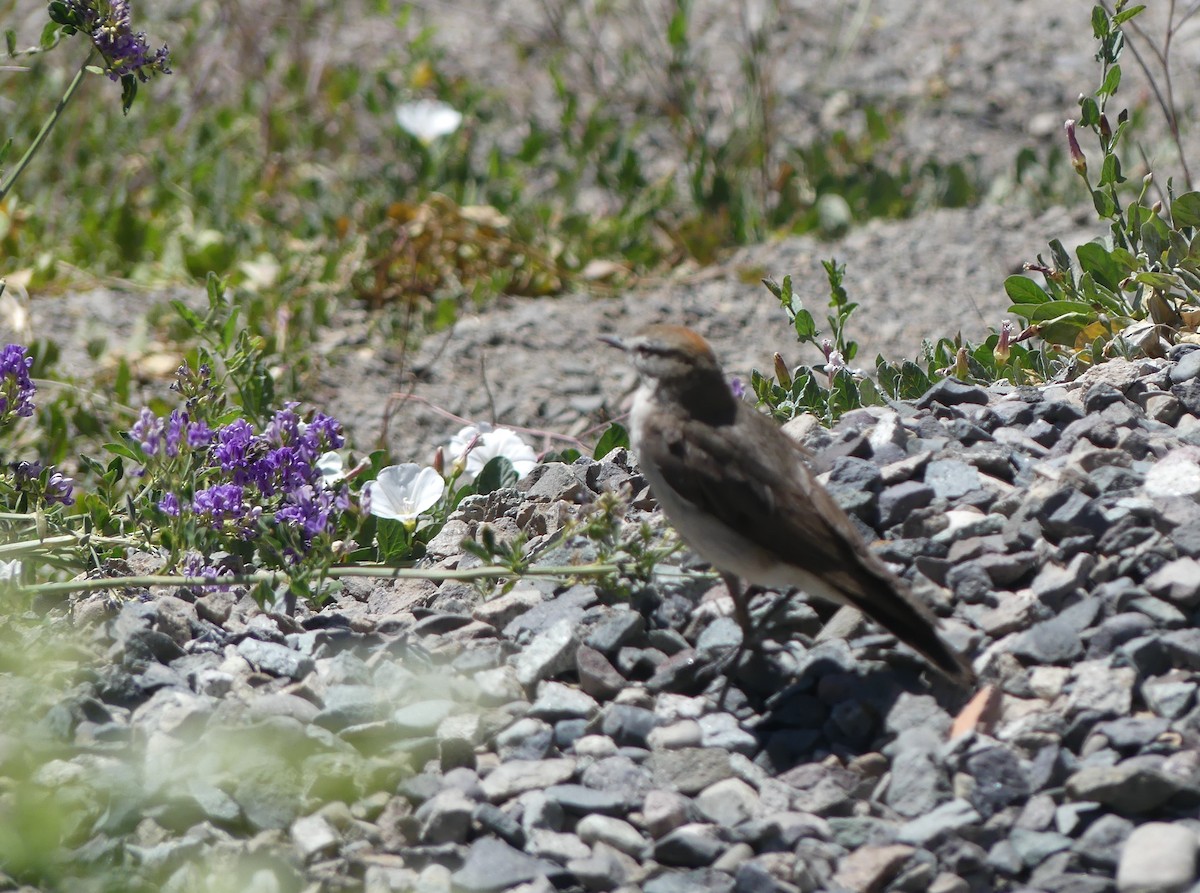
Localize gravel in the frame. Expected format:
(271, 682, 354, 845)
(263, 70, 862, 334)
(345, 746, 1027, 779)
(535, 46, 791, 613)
(5, 351, 1200, 890)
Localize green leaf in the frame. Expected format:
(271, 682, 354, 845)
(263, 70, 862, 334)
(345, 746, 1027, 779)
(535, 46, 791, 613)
(4, 29, 15, 55)
(1091, 189, 1116, 218)
(1009, 300, 1096, 322)
(1079, 97, 1100, 127)
(1091, 5, 1109, 39)
(593, 423, 629, 459)
(1098, 64, 1122, 98)
(103, 440, 142, 462)
(475, 457, 518, 495)
(793, 309, 817, 340)
(1112, 5, 1146, 25)
(376, 518, 411, 564)
(1099, 152, 1123, 186)
(1171, 192, 1200, 228)
(1004, 276, 1051, 305)
(1076, 242, 1125, 292)
(667, 9, 688, 49)
(171, 300, 204, 332)
(120, 74, 138, 115)
(1134, 271, 1182, 290)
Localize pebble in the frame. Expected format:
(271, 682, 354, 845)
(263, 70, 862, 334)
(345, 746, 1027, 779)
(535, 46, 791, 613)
(1116, 822, 1199, 892)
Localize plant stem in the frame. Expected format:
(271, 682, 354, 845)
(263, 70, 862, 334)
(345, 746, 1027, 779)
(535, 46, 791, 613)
(0, 50, 93, 203)
(19, 561, 634, 597)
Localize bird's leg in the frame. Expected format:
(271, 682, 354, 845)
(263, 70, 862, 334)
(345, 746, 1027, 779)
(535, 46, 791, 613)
(716, 572, 758, 708)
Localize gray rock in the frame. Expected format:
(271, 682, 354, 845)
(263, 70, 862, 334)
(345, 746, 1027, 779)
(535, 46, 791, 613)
(450, 836, 561, 892)
(583, 610, 645, 655)
(643, 868, 736, 893)
(654, 822, 727, 867)
(1072, 813, 1133, 868)
(1162, 628, 1200, 669)
(575, 644, 626, 700)
(235, 638, 314, 680)
(641, 788, 695, 838)
(1142, 672, 1198, 719)
(1065, 763, 1195, 813)
(917, 379, 990, 408)
(1116, 821, 1199, 893)
(601, 704, 659, 748)
(694, 777, 759, 827)
(504, 587, 596, 639)
(512, 619, 578, 687)
(527, 680, 598, 722)
(1009, 827, 1072, 867)
(885, 748, 948, 818)
(966, 746, 1030, 819)
(575, 814, 648, 859)
(414, 788, 475, 844)
(580, 756, 654, 806)
(526, 828, 590, 862)
(646, 747, 734, 795)
(544, 783, 631, 816)
(480, 758, 577, 803)
(925, 459, 983, 501)
(897, 799, 981, 846)
(697, 713, 758, 755)
(1144, 557, 1200, 606)
(392, 699, 457, 735)
(1010, 616, 1084, 665)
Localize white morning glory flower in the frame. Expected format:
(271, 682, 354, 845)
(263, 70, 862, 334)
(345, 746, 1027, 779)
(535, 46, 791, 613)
(317, 451, 344, 485)
(448, 423, 538, 482)
(366, 464, 445, 523)
(395, 99, 463, 143)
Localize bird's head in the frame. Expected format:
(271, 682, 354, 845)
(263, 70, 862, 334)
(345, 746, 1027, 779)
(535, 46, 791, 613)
(600, 325, 724, 389)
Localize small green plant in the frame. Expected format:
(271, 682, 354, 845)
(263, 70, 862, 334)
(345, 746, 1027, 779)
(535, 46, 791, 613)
(1006, 2, 1200, 366)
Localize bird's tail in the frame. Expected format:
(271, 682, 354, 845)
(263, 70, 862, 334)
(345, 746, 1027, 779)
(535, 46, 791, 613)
(840, 570, 976, 687)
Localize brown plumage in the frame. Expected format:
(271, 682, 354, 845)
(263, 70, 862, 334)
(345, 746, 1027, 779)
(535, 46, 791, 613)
(603, 324, 975, 686)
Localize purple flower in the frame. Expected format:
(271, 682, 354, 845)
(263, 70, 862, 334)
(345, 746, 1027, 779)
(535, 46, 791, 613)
(158, 492, 180, 516)
(10, 461, 75, 506)
(1065, 120, 1087, 178)
(182, 551, 235, 591)
(47, 471, 75, 506)
(192, 483, 261, 537)
(187, 420, 214, 450)
(57, 0, 171, 82)
(213, 420, 258, 472)
(276, 485, 339, 542)
(0, 344, 36, 425)
(131, 407, 163, 455)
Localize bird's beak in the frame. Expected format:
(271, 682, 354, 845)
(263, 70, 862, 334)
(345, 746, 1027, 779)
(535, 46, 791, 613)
(598, 334, 627, 351)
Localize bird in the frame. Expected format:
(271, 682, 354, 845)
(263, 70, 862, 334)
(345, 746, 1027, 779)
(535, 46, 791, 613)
(600, 324, 975, 688)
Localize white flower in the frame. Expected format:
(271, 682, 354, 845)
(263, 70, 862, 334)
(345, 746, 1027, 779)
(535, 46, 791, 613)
(448, 423, 537, 481)
(365, 464, 445, 523)
(395, 99, 463, 143)
(317, 451, 344, 485)
(0, 559, 21, 584)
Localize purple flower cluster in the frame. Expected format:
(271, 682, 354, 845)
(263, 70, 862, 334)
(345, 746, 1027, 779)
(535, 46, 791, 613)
(132, 408, 213, 458)
(11, 461, 75, 506)
(191, 483, 262, 539)
(58, 0, 171, 81)
(144, 403, 349, 546)
(0, 344, 36, 426)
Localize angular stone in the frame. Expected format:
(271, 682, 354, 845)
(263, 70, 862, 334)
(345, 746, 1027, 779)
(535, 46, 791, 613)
(481, 758, 577, 803)
(450, 836, 560, 892)
(832, 843, 915, 893)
